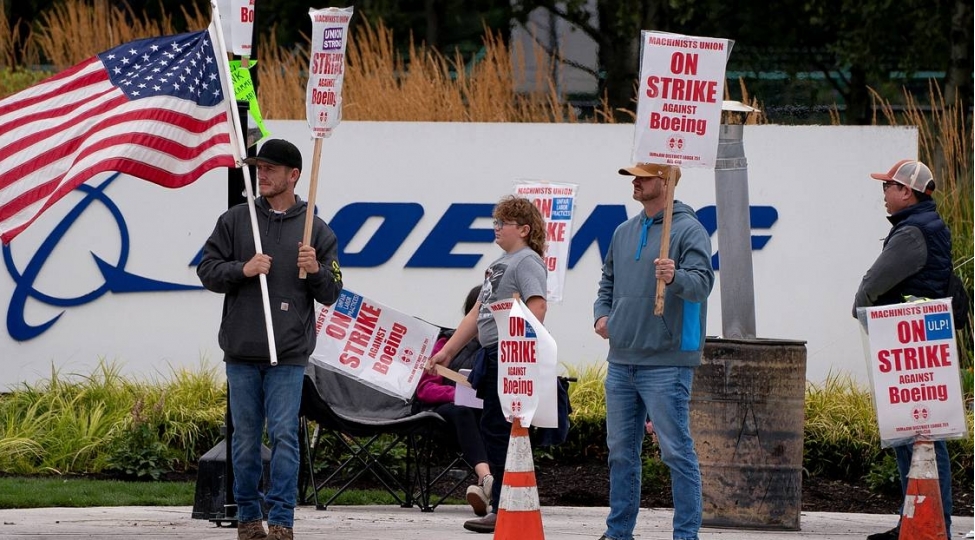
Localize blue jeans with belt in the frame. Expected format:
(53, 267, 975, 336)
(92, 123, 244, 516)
(227, 363, 304, 528)
(604, 363, 701, 540)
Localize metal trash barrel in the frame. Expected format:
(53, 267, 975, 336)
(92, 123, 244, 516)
(690, 337, 807, 530)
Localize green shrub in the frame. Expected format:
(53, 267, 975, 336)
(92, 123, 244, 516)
(105, 422, 177, 480)
(547, 363, 609, 462)
(0, 359, 225, 475)
(803, 373, 883, 480)
(641, 451, 669, 487)
(864, 450, 901, 497)
(0, 67, 52, 98)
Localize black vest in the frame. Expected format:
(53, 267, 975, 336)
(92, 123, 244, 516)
(876, 200, 952, 306)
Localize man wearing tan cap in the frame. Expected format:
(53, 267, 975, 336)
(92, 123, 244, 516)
(593, 163, 714, 540)
(853, 159, 953, 540)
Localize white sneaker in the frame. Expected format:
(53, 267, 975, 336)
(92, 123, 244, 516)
(482, 474, 494, 501)
(466, 474, 493, 516)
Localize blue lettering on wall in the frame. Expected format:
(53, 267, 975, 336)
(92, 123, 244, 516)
(407, 204, 496, 268)
(329, 202, 424, 267)
(568, 204, 628, 268)
(4, 191, 779, 341)
(695, 206, 778, 270)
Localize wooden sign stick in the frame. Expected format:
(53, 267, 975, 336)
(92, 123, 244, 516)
(653, 167, 678, 316)
(299, 137, 324, 279)
(435, 365, 473, 388)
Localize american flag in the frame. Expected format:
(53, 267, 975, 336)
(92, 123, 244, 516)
(0, 22, 240, 244)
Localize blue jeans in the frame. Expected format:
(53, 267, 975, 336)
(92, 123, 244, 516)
(227, 363, 304, 528)
(894, 440, 953, 534)
(604, 363, 701, 540)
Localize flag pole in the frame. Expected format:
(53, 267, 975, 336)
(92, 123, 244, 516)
(210, 0, 278, 365)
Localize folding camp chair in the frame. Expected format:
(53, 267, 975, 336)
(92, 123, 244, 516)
(299, 362, 464, 511)
(407, 419, 476, 511)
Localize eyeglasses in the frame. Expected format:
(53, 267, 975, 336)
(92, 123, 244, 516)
(882, 181, 902, 192)
(492, 219, 520, 229)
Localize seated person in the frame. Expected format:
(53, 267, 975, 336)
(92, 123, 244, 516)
(415, 285, 493, 516)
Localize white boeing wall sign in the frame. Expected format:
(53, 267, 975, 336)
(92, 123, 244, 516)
(0, 122, 915, 388)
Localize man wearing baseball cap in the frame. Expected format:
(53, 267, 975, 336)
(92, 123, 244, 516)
(198, 138, 343, 540)
(853, 159, 953, 540)
(594, 162, 714, 540)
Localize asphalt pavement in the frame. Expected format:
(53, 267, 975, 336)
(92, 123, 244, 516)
(0, 505, 972, 540)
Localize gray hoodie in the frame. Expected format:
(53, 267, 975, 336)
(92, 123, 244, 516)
(593, 201, 714, 366)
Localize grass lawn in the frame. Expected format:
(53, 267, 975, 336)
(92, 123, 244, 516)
(0, 477, 196, 509)
(0, 476, 409, 509)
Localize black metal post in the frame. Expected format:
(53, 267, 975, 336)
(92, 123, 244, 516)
(221, 384, 236, 524)
(219, 100, 254, 526)
(228, 100, 254, 208)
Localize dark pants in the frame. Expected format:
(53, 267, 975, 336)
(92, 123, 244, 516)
(433, 402, 488, 468)
(477, 346, 509, 510)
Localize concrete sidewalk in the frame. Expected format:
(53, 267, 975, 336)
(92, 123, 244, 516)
(0, 505, 971, 540)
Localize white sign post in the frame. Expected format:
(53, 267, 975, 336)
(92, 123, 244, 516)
(513, 181, 578, 304)
(631, 31, 731, 168)
(489, 297, 558, 428)
(311, 289, 440, 400)
(859, 298, 968, 446)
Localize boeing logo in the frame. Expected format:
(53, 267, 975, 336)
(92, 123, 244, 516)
(3, 184, 777, 341)
(3, 175, 200, 342)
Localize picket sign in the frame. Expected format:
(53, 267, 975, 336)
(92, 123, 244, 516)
(513, 181, 578, 304)
(229, 0, 254, 57)
(858, 298, 968, 447)
(300, 6, 354, 278)
(489, 296, 558, 428)
(632, 31, 730, 315)
(631, 31, 731, 168)
(311, 289, 440, 400)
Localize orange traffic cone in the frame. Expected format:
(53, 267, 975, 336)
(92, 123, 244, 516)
(494, 417, 544, 540)
(900, 440, 947, 540)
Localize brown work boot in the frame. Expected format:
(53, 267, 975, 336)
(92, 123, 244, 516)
(267, 524, 294, 540)
(237, 519, 267, 540)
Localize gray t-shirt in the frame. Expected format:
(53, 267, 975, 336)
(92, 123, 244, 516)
(476, 246, 548, 346)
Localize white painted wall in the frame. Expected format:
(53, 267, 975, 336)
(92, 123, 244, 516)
(0, 122, 917, 388)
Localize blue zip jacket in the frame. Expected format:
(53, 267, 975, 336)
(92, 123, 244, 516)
(593, 201, 714, 366)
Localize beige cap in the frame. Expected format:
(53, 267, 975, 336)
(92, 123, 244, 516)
(618, 163, 681, 182)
